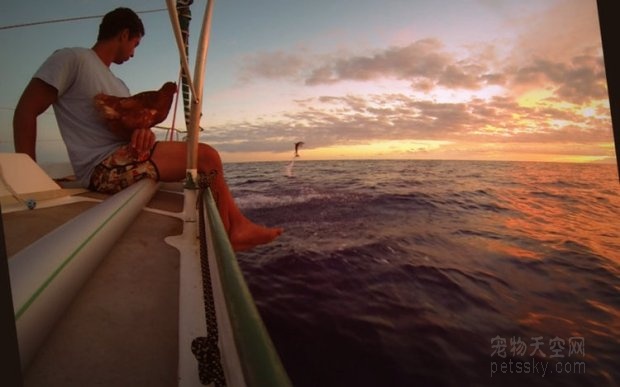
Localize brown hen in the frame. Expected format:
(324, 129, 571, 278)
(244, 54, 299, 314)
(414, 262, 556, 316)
(94, 82, 177, 137)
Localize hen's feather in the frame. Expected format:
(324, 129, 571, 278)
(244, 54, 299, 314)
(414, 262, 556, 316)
(94, 81, 177, 135)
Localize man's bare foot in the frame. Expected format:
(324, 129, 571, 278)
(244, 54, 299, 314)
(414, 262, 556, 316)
(230, 218, 283, 252)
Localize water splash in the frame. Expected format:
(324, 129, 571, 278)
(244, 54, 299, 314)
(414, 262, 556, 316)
(284, 157, 296, 177)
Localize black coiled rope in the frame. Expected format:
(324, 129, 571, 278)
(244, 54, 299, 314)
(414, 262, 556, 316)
(193, 172, 226, 386)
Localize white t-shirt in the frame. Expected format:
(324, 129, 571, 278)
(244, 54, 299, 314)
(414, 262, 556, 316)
(34, 47, 130, 187)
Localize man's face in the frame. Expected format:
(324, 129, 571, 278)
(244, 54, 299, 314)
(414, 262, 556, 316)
(114, 29, 141, 65)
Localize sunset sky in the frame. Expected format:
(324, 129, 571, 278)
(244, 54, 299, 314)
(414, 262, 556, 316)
(0, 0, 615, 165)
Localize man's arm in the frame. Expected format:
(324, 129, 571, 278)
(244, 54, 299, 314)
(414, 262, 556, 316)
(13, 78, 58, 161)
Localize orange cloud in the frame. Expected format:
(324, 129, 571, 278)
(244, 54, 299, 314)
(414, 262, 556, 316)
(213, 2, 612, 163)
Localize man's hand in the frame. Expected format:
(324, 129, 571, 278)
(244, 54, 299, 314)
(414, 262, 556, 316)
(130, 128, 156, 154)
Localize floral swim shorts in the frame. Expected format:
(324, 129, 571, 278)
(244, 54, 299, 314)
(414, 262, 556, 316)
(89, 143, 159, 194)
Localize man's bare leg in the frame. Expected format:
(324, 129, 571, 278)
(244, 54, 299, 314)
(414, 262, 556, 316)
(151, 141, 282, 251)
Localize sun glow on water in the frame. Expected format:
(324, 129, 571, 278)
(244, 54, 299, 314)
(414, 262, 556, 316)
(301, 140, 453, 160)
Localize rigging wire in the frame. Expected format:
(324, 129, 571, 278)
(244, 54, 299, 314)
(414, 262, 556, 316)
(1, 7, 196, 140)
(168, 69, 184, 141)
(0, 8, 167, 31)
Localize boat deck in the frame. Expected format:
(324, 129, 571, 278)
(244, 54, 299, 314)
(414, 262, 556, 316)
(4, 187, 185, 386)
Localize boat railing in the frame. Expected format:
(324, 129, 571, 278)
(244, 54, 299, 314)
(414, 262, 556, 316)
(198, 186, 292, 386)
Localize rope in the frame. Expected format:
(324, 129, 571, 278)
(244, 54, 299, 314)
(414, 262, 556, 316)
(193, 171, 226, 386)
(0, 9, 167, 31)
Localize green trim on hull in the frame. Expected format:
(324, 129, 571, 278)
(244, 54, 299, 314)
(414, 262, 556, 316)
(203, 188, 292, 387)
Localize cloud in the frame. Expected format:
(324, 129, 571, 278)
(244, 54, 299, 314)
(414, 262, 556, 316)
(304, 38, 495, 91)
(202, 89, 612, 155)
(222, 9, 611, 161)
(238, 35, 606, 108)
(237, 38, 490, 90)
(509, 53, 607, 104)
(509, 0, 601, 65)
(238, 50, 307, 82)
(307, 39, 447, 84)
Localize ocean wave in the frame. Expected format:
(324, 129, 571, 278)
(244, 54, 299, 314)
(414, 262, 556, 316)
(235, 190, 336, 210)
(237, 178, 274, 185)
(234, 160, 620, 386)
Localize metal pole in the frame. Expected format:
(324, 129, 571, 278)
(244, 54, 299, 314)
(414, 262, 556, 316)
(187, 0, 215, 173)
(165, 0, 198, 103)
(9, 180, 159, 370)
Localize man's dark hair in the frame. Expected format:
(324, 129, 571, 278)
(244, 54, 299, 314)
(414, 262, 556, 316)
(97, 8, 145, 41)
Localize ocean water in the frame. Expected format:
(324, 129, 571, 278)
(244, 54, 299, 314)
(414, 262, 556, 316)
(227, 159, 620, 387)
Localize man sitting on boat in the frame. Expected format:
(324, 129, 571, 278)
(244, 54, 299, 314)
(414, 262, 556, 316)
(12, 7, 282, 251)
